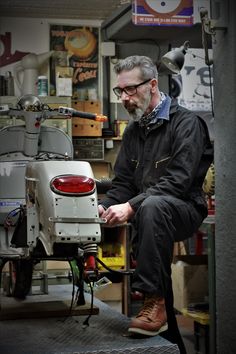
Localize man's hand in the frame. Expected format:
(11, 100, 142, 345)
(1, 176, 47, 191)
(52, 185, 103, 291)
(98, 202, 134, 226)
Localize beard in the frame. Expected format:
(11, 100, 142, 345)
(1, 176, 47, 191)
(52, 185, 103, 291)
(124, 92, 151, 122)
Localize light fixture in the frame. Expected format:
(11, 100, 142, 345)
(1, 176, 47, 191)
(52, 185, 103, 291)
(159, 41, 190, 75)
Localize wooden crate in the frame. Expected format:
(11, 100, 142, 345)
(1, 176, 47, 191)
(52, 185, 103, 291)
(72, 117, 102, 137)
(72, 100, 101, 114)
(84, 100, 101, 114)
(71, 100, 84, 111)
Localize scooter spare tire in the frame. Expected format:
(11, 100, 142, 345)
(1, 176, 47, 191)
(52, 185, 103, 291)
(8, 259, 34, 299)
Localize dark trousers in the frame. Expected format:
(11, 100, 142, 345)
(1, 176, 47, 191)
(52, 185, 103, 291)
(131, 195, 205, 353)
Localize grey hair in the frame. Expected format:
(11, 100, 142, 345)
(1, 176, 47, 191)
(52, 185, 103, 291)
(113, 55, 158, 80)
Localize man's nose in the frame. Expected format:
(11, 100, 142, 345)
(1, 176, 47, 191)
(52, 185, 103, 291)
(120, 91, 130, 100)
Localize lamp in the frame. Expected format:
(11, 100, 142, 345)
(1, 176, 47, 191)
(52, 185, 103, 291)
(159, 41, 190, 75)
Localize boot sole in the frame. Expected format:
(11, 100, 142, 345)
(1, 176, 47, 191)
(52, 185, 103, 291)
(128, 322, 168, 337)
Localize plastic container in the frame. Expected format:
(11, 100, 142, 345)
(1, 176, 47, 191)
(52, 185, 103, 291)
(37, 75, 48, 96)
(5, 71, 14, 96)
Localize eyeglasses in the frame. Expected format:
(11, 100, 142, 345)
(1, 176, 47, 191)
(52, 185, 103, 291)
(113, 79, 152, 99)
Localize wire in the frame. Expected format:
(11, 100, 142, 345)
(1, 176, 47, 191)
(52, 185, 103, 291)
(96, 257, 133, 275)
(82, 280, 94, 328)
(63, 256, 133, 326)
(65, 259, 77, 321)
(208, 65, 214, 118)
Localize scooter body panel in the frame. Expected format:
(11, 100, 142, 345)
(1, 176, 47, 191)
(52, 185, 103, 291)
(0, 125, 73, 158)
(25, 160, 101, 255)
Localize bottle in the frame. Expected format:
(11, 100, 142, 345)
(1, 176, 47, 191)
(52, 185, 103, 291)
(37, 75, 48, 96)
(5, 71, 15, 96)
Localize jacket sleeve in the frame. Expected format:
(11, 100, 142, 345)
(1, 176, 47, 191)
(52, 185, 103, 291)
(99, 128, 138, 209)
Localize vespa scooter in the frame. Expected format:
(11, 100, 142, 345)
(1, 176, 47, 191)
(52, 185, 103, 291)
(0, 95, 107, 299)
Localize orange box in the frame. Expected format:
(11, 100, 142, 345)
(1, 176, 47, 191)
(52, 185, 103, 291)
(72, 117, 102, 136)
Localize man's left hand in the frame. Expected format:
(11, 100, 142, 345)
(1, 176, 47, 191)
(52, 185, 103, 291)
(102, 202, 134, 226)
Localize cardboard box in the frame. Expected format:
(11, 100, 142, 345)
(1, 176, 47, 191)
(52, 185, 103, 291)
(56, 77, 72, 97)
(72, 117, 102, 137)
(95, 282, 122, 301)
(172, 260, 208, 312)
(90, 161, 112, 179)
(55, 66, 73, 78)
(46, 260, 70, 270)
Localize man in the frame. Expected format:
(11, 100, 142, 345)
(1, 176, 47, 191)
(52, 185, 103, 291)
(98, 56, 213, 352)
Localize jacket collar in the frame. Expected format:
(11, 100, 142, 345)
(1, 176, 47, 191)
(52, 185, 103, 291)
(169, 98, 180, 115)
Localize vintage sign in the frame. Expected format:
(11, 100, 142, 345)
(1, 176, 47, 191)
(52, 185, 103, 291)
(177, 49, 213, 111)
(50, 25, 99, 99)
(132, 0, 193, 26)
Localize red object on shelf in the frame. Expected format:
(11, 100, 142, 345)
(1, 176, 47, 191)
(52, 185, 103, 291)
(195, 230, 206, 255)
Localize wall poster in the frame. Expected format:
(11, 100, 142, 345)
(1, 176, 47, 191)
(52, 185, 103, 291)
(50, 25, 99, 99)
(132, 0, 193, 26)
(177, 49, 213, 112)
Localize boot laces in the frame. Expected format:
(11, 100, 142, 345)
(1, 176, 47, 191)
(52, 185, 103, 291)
(138, 297, 160, 319)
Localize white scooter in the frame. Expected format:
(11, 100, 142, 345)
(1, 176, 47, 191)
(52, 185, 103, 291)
(0, 95, 108, 299)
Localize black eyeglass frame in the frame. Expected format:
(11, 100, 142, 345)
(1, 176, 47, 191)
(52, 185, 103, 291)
(113, 78, 152, 98)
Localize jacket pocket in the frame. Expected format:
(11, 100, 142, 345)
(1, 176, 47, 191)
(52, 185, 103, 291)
(144, 156, 171, 186)
(153, 156, 171, 179)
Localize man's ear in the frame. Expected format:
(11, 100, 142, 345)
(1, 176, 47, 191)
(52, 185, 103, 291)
(150, 78, 158, 93)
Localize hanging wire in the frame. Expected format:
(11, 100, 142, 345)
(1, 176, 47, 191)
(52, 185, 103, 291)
(200, 7, 215, 118)
(61, 259, 77, 322)
(208, 65, 214, 118)
(82, 280, 94, 328)
(60, 254, 133, 326)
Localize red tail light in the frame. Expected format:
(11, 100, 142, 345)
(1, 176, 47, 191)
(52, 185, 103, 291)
(50, 175, 95, 195)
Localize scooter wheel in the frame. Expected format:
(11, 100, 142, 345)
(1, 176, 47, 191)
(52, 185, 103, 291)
(8, 259, 33, 299)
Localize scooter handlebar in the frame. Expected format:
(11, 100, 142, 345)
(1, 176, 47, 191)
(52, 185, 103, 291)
(58, 106, 108, 122)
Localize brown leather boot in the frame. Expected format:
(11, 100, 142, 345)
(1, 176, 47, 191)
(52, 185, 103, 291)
(128, 295, 168, 336)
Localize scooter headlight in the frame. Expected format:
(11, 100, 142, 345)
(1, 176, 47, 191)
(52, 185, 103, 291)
(50, 175, 95, 196)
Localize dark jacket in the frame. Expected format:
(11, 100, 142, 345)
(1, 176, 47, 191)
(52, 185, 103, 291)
(101, 99, 213, 217)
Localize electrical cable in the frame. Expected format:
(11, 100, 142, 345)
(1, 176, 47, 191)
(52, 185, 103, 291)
(63, 258, 77, 321)
(208, 65, 214, 118)
(96, 257, 133, 275)
(82, 280, 94, 328)
(64, 256, 133, 325)
(81, 255, 134, 327)
(200, 8, 214, 118)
